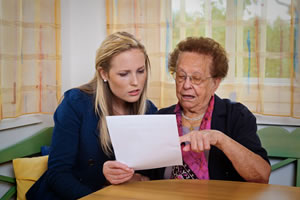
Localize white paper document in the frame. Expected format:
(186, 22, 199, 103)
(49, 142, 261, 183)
(106, 115, 183, 170)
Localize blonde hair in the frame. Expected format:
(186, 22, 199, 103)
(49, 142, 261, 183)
(78, 32, 150, 156)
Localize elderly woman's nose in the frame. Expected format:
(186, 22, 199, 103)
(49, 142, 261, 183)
(183, 76, 193, 88)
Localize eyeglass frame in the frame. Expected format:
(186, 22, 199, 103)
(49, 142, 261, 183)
(172, 70, 213, 85)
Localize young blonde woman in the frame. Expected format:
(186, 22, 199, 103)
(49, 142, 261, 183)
(26, 32, 157, 200)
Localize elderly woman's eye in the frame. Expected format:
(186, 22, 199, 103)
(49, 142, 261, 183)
(177, 72, 185, 77)
(193, 76, 202, 81)
(178, 75, 186, 80)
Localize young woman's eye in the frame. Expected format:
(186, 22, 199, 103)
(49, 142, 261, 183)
(118, 72, 128, 77)
(138, 69, 145, 74)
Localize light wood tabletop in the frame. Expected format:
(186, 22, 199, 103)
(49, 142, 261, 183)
(80, 179, 300, 200)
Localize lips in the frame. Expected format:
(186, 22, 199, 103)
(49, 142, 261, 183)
(182, 94, 195, 100)
(128, 89, 140, 96)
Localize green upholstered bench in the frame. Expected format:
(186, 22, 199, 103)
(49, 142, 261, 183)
(258, 126, 300, 187)
(0, 127, 53, 200)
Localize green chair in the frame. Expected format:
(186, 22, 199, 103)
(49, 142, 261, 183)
(0, 127, 53, 200)
(290, 128, 300, 187)
(258, 126, 300, 187)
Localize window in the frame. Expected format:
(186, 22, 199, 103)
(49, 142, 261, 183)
(106, 0, 300, 122)
(172, 0, 300, 119)
(0, 0, 61, 120)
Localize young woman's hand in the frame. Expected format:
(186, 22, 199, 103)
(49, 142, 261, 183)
(103, 161, 134, 184)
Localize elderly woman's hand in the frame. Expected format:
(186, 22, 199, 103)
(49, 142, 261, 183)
(103, 161, 134, 184)
(180, 130, 224, 152)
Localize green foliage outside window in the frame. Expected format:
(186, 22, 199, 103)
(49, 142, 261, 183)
(212, 26, 225, 48)
(266, 19, 290, 52)
(172, 0, 294, 79)
(266, 58, 290, 78)
(243, 57, 258, 77)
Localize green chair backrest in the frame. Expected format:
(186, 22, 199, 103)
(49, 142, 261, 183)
(258, 126, 300, 158)
(0, 127, 53, 200)
(258, 126, 300, 187)
(0, 127, 53, 164)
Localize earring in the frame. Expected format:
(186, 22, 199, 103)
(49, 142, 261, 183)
(103, 79, 107, 82)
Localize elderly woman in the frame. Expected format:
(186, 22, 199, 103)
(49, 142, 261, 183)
(157, 37, 271, 183)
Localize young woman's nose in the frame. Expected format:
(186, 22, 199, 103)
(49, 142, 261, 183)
(130, 74, 138, 85)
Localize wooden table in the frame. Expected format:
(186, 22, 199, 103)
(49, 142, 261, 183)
(81, 179, 300, 200)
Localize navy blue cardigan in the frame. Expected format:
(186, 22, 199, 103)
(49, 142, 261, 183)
(156, 94, 270, 181)
(26, 89, 157, 200)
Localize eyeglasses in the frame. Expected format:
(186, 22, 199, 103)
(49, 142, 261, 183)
(172, 71, 212, 85)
